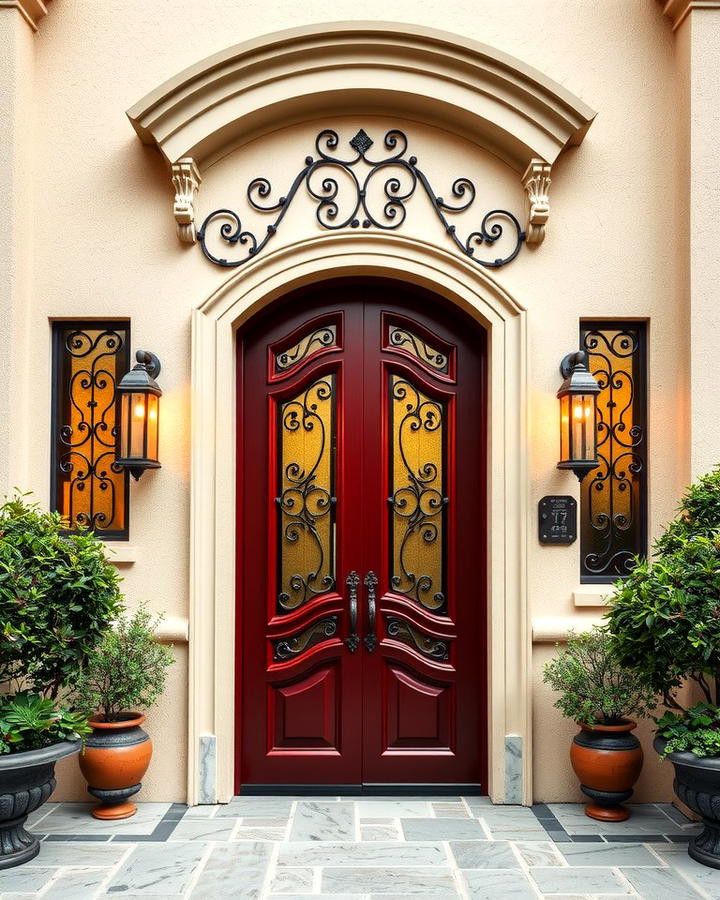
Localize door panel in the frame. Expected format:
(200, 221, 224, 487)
(238, 283, 486, 789)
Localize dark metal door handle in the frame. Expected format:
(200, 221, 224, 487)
(345, 571, 360, 652)
(364, 571, 379, 652)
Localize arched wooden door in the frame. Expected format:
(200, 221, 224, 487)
(237, 281, 487, 790)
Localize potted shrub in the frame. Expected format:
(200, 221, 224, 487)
(74, 605, 174, 820)
(543, 627, 655, 821)
(606, 467, 720, 868)
(0, 494, 121, 868)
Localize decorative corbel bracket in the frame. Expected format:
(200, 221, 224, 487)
(171, 158, 202, 244)
(522, 159, 552, 245)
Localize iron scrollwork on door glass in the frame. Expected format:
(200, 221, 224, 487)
(197, 129, 525, 270)
(274, 325, 337, 374)
(277, 376, 337, 611)
(386, 617, 450, 661)
(389, 327, 448, 375)
(51, 322, 130, 539)
(580, 323, 647, 582)
(389, 375, 447, 613)
(272, 617, 338, 661)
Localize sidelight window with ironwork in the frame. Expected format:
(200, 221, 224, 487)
(580, 322, 647, 582)
(51, 321, 130, 539)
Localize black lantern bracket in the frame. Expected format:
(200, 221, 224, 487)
(135, 350, 161, 380)
(195, 129, 528, 271)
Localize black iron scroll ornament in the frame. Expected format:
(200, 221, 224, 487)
(197, 129, 525, 269)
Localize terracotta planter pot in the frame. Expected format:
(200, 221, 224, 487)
(78, 713, 152, 820)
(655, 736, 720, 869)
(570, 719, 644, 822)
(0, 740, 80, 869)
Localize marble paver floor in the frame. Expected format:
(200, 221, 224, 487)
(1, 799, 717, 899)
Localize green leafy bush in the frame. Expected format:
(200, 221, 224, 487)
(655, 704, 720, 758)
(542, 627, 655, 725)
(606, 467, 720, 757)
(73, 606, 174, 722)
(0, 692, 90, 755)
(0, 493, 123, 697)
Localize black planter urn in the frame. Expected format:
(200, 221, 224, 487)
(655, 736, 720, 869)
(0, 740, 81, 869)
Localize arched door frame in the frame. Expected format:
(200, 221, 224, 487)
(189, 232, 528, 805)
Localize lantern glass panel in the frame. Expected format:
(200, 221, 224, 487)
(559, 393, 570, 462)
(146, 393, 159, 462)
(130, 392, 147, 459)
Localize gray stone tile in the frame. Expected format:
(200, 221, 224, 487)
(431, 802, 470, 818)
(233, 826, 287, 841)
(322, 866, 456, 895)
(289, 801, 356, 841)
(26, 803, 59, 827)
(214, 797, 295, 818)
(477, 806, 539, 824)
(29, 841, 133, 867)
(513, 839, 564, 867)
(42, 867, 114, 898)
(449, 840, 520, 869)
(269, 867, 315, 894)
(167, 818, 236, 841)
(183, 805, 219, 818)
(269, 896, 364, 899)
(620, 866, 704, 899)
(189, 841, 272, 899)
(654, 803, 694, 826)
(278, 841, 447, 867)
(39, 802, 171, 836)
(460, 868, 536, 898)
(559, 841, 660, 866)
(401, 817, 485, 840)
(488, 829, 550, 841)
(655, 845, 720, 896)
(361, 825, 401, 841)
(357, 800, 431, 819)
(0, 868, 55, 894)
(530, 866, 628, 894)
(105, 841, 206, 894)
(462, 796, 494, 808)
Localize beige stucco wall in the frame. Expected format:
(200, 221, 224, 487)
(2, 0, 706, 802)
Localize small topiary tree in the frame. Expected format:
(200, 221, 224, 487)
(606, 466, 720, 755)
(543, 627, 655, 726)
(73, 605, 174, 722)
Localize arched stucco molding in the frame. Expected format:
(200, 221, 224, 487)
(127, 22, 595, 244)
(189, 231, 529, 805)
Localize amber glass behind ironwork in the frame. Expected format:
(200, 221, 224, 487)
(580, 323, 647, 582)
(389, 374, 447, 612)
(276, 375, 336, 612)
(51, 322, 130, 538)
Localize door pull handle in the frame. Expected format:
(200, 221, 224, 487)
(364, 571, 379, 652)
(345, 571, 360, 653)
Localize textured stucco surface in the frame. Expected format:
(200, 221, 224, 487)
(0, 0, 705, 802)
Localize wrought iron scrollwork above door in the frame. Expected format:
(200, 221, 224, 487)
(197, 129, 525, 270)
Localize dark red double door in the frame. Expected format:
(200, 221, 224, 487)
(238, 282, 486, 789)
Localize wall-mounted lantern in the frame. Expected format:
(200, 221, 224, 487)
(557, 350, 600, 481)
(116, 350, 162, 481)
